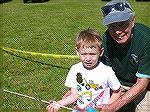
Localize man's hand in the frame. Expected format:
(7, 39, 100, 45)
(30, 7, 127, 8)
(95, 104, 117, 112)
(95, 78, 149, 112)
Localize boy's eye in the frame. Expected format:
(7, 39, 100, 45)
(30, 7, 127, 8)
(90, 53, 96, 55)
(81, 53, 96, 56)
(81, 53, 87, 56)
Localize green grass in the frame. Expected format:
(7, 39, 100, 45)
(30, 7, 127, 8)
(1, 0, 150, 112)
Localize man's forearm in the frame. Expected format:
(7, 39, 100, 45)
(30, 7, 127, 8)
(108, 88, 121, 104)
(113, 78, 149, 111)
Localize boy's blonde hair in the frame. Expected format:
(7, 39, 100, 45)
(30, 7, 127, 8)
(76, 28, 102, 50)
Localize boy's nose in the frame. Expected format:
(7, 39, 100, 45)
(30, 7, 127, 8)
(85, 55, 91, 61)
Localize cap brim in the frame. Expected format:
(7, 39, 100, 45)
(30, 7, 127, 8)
(103, 12, 133, 25)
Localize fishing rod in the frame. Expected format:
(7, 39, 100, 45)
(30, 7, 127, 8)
(3, 89, 74, 111)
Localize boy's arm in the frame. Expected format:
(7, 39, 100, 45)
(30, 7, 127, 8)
(58, 88, 78, 106)
(62, 88, 71, 99)
(47, 88, 78, 112)
(108, 87, 121, 104)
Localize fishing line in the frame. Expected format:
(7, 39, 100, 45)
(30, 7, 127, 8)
(3, 89, 74, 111)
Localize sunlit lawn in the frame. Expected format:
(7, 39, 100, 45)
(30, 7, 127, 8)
(1, 0, 150, 111)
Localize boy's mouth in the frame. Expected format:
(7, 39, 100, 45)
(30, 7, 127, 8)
(85, 62, 92, 66)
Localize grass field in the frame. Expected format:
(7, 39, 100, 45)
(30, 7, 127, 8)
(1, 0, 150, 112)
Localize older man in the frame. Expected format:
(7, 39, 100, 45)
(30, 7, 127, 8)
(96, 0, 150, 112)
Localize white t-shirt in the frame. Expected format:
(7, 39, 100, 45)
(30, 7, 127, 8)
(65, 62, 120, 109)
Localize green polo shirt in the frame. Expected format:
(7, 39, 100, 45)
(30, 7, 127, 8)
(101, 23, 150, 87)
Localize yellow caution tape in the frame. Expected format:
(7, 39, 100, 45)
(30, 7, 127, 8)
(2, 47, 79, 59)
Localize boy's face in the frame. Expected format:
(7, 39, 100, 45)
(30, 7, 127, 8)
(78, 47, 102, 70)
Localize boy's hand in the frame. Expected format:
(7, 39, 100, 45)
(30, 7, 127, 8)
(47, 101, 61, 112)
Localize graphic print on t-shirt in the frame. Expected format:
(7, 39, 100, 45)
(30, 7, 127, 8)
(76, 72, 103, 105)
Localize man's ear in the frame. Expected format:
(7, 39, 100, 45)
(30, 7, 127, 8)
(76, 47, 79, 56)
(100, 48, 104, 57)
(131, 16, 135, 28)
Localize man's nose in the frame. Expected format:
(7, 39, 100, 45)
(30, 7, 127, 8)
(116, 30, 122, 35)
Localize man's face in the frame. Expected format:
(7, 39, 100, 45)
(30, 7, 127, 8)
(78, 47, 100, 70)
(108, 17, 135, 44)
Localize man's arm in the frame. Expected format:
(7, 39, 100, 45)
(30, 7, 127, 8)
(108, 88, 121, 104)
(95, 78, 149, 112)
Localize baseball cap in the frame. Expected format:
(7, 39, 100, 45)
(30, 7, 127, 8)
(101, 0, 134, 25)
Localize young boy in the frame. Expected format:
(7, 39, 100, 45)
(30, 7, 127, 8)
(47, 29, 121, 112)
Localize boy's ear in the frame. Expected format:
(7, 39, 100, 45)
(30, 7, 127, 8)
(75, 47, 79, 56)
(99, 47, 104, 57)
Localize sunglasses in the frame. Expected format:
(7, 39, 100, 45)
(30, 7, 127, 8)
(101, 2, 133, 17)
